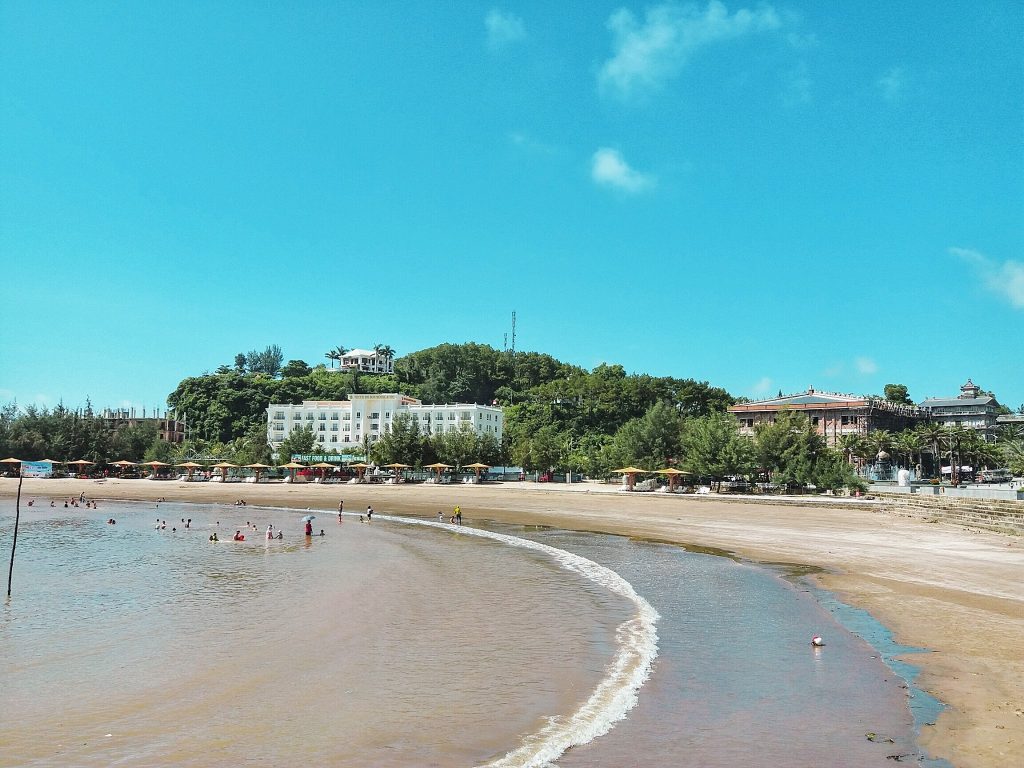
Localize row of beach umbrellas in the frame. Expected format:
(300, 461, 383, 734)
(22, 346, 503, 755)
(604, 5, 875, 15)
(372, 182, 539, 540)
(613, 466, 691, 491)
(1, 457, 495, 481)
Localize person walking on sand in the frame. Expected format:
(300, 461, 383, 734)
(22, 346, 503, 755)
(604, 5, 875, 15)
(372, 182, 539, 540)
(454, 506, 462, 526)
(338, 500, 344, 521)
(366, 505, 373, 521)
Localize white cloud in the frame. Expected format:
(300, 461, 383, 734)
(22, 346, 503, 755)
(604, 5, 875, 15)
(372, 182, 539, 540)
(486, 9, 526, 51)
(591, 148, 655, 193)
(951, 247, 1024, 309)
(855, 357, 878, 375)
(877, 67, 906, 102)
(598, 1, 782, 98)
(751, 376, 773, 394)
(783, 61, 812, 105)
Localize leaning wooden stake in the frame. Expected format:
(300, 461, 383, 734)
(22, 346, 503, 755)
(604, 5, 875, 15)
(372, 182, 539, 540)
(7, 471, 23, 598)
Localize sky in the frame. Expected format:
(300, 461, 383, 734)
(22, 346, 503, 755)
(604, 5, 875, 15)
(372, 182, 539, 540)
(1, 1, 1022, 415)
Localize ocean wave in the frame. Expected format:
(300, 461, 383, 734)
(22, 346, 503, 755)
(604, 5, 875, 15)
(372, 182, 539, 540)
(389, 515, 661, 768)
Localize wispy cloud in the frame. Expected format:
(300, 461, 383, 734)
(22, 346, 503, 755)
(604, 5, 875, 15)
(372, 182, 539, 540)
(751, 376, 773, 394)
(855, 357, 878, 375)
(951, 247, 1024, 309)
(508, 131, 556, 155)
(485, 8, 526, 51)
(783, 61, 812, 105)
(598, 1, 782, 98)
(591, 148, 655, 193)
(877, 66, 906, 102)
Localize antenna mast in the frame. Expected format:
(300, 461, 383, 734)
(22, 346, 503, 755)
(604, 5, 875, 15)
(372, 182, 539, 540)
(510, 310, 517, 355)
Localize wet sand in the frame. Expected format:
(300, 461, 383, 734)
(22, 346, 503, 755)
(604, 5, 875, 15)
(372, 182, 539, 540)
(4, 477, 1022, 768)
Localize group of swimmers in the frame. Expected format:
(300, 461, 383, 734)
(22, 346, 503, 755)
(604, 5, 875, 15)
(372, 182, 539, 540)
(27, 493, 99, 510)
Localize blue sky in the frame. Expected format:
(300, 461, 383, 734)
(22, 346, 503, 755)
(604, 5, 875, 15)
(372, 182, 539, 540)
(2, 1, 1022, 413)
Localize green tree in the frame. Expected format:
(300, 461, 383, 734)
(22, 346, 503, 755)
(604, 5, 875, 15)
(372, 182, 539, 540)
(276, 424, 316, 462)
(681, 412, 756, 487)
(281, 359, 312, 378)
(373, 414, 427, 466)
(883, 384, 913, 405)
(754, 410, 826, 487)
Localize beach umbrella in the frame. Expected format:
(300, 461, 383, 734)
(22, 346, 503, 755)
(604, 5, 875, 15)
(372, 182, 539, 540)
(67, 458, 94, 477)
(1, 457, 22, 464)
(613, 466, 649, 491)
(175, 461, 203, 480)
(39, 459, 62, 464)
(424, 462, 452, 482)
(309, 461, 335, 482)
(211, 461, 238, 481)
(301, 514, 316, 522)
(244, 462, 273, 483)
(463, 462, 490, 482)
(278, 461, 306, 482)
(109, 459, 137, 477)
(349, 461, 370, 481)
(654, 467, 690, 492)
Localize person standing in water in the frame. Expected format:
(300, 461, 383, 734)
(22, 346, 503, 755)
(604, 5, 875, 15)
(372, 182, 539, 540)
(304, 519, 313, 536)
(454, 506, 462, 525)
(338, 499, 344, 521)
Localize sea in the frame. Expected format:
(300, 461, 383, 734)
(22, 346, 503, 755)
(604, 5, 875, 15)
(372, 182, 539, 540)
(0, 498, 946, 767)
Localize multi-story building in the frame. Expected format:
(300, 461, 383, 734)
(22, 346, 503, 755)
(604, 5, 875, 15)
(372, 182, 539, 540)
(101, 408, 187, 444)
(918, 379, 1002, 441)
(266, 393, 502, 452)
(339, 348, 394, 375)
(728, 388, 926, 447)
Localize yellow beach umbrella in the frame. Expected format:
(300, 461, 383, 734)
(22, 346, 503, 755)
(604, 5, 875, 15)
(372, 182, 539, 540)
(463, 462, 490, 481)
(613, 466, 649, 491)
(424, 462, 452, 482)
(1, 457, 22, 463)
(244, 462, 273, 482)
(211, 461, 238, 481)
(278, 461, 306, 481)
(654, 467, 690, 491)
(175, 461, 203, 480)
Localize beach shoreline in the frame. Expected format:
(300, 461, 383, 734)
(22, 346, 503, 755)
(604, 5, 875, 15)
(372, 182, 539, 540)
(4, 477, 1021, 768)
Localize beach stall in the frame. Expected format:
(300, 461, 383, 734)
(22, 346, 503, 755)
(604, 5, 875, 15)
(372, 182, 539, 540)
(1, 457, 22, 477)
(613, 466, 648, 491)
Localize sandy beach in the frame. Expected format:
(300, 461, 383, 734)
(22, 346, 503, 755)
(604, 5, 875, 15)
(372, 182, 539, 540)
(4, 477, 1021, 768)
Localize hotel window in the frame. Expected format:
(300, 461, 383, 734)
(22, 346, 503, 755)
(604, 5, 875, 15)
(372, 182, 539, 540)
(274, 412, 285, 420)
(305, 414, 314, 420)
(331, 424, 338, 431)
(371, 412, 379, 419)
(331, 414, 339, 420)
(385, 412, 390, 418)
(294, 414, 302, 420)
(448, 414, 455, 420)
(371, 423, 379, 431)
(343, 414, 351, 420)
(319, 414, 327, 420)
(344, 436, 351, 442)
(343, 424, 351, 431)
(330, 435, 338, 443)
(319, 424, 326, 431)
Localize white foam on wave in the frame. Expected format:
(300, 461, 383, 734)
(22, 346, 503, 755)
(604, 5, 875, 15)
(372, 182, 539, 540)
(388, 516, 660, 768)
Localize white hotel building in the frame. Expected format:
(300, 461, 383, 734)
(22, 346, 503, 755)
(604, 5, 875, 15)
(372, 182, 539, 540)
(266, 393, 503, 452)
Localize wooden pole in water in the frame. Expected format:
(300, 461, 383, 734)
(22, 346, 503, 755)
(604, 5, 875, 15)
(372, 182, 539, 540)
(7, 471, 24, 598)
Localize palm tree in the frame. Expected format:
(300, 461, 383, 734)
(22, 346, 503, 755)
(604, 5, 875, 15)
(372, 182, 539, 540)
(894, 430, 925, 473)
(836, 434, 862, 466)
(915, 422, 945, 479)
(325, 346, 347, 370)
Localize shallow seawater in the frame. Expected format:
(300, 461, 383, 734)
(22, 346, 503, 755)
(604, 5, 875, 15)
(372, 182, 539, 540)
(1, 499, 938, 767)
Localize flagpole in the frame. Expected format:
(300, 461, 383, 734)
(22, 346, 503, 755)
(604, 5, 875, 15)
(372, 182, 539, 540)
(7, 469, 24, 598)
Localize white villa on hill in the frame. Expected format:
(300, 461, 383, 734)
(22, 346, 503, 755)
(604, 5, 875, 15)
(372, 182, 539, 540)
(338, 348, 394, 375)
(266, 393, 502, 451)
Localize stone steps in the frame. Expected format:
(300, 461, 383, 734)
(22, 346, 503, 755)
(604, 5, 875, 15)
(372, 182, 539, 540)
(874, 493, 1024, 535)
